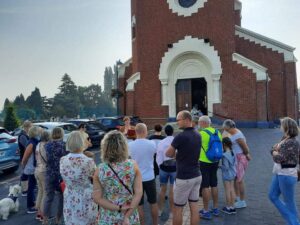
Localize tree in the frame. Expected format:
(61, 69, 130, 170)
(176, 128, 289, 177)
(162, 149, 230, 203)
(26, 87, 43, 119)
(14, 94, 26, 107)
(4, 104, 20, 131)
(52, 74, 80, 118)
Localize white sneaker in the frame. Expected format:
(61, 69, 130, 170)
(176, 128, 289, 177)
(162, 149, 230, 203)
(234, 200, 247, 209)
(158, 210, 163, 217)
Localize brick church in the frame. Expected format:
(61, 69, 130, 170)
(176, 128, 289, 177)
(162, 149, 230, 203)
(118, 0, 298, 127)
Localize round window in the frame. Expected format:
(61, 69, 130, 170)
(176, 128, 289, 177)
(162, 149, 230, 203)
(178, 0, 197, 8)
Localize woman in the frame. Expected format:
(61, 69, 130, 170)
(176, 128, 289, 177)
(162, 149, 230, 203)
(120, 116, 136, 140)
(93, 130, 143, 225)
(43, 127, 67, 225)
(269, 117, 300, 225)
(60, 131, 98, 225)
(21, 126, 40, 214)
(34, 130, 50, 221)
(222, 119, 251, 209)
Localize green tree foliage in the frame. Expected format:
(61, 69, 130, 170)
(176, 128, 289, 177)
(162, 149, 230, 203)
(4, 104, 20, 131)
(26, 87, 43, 119)
(14, 94, 26, 107)
(52, 74, 80, 118)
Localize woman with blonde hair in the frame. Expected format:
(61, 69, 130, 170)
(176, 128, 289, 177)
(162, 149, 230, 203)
(93, 130, 143, 225)
(21, 126, 41, 214)
(60, 131, 97, 225)
(43, 127, 67, 225)
(269, 117, 300, 225)
(34, 130, 50, 221)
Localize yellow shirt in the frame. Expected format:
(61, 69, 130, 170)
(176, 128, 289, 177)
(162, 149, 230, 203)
(199, 127, 222, 163)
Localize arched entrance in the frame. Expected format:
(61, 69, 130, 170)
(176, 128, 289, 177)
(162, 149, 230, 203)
(159, 36, 223, 118)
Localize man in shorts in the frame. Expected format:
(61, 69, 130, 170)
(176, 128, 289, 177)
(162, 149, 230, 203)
(166, 110, 202, 225)
(128, 123, 159, 225)
(198, 115, 222, 219)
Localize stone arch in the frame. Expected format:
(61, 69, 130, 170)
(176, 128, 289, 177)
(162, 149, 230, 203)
(159, 36, 222, 118)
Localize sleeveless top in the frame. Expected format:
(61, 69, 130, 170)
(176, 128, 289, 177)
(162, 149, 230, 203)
(97, 159, 140, 225)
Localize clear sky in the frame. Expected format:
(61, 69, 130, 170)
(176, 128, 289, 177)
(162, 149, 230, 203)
(0, 0, 299, 109)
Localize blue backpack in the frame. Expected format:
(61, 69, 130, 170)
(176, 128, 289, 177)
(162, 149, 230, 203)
(202, 129, 223, 162)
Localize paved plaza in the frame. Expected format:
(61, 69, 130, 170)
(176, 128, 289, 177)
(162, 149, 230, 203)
(0, 128, 299, 225)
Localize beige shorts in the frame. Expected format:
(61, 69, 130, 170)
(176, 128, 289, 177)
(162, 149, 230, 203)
(173, 176, 202, 206)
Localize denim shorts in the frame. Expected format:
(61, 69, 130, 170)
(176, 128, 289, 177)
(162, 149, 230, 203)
(159, 169, 176, 185)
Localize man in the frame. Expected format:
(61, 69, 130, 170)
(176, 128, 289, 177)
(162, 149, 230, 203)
(166, 110, 202, 225)
(192, 116, 200, 132)
(148, 124, 165, 177)
(198, 115, 222, 220)
(156, 125, 176, 218)
(18, 120, 32, 196)
(128, 123, 159, 225)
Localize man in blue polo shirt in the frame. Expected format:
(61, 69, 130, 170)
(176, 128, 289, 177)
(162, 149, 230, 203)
(166, 110, 202, 225)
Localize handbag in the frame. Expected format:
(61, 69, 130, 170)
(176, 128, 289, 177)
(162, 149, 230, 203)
(60, 180, 66, 192)
(108, 164, 132, 195)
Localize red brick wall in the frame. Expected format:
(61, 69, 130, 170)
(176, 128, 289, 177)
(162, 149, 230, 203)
(284, 62, 298, 119)
(122, 0, 297, 124)
(235, 36, 287, 121)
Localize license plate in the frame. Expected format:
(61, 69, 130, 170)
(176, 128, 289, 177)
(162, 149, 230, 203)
(0, 151, 5, 157)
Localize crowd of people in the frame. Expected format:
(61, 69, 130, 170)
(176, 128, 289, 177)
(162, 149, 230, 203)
(15, 112, 300, 225)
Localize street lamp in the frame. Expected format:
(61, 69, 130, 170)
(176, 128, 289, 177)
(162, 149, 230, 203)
(115, 60, 123, 116)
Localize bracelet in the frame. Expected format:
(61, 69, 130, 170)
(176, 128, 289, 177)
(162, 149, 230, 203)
(118, 205, 122, 213)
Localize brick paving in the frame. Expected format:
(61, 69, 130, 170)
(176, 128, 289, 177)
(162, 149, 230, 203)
(160, 128, 300, 225)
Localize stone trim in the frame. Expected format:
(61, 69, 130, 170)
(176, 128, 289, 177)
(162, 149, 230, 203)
(232, 53, 268, 81)
(234, 0, 242, 11)
(159, 36, 222, 117)
(126, 72, 140, 91)
(166, 0, 208, 17)
(118, 58, 132, 78)
(235, 25, 296, 62)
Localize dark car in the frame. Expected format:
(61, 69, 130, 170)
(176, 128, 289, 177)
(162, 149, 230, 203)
(0, 132, 20, 174)
(68, 120, 106, 146)
(97, 117, 125, 131)
(0, 127, 9, 134)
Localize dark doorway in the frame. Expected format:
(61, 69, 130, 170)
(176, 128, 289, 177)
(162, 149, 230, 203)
(191, 78, 207, 115)
(176, 78, 207, 115)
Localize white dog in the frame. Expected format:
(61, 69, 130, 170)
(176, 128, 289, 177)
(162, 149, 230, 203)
(0, 184, 21, 220)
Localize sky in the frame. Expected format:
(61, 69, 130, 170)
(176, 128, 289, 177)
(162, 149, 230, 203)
(0, 0, 299, 110)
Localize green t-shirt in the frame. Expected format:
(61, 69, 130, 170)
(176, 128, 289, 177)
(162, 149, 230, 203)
(199, 127, 222, 163)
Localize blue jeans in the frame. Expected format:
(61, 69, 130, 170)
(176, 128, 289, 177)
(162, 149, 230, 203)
(268, 175, 300, 225)
(159, 169, 176, 185)
(27, 174, 36, 208)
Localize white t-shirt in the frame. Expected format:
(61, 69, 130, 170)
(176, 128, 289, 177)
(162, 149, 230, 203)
(230, 131, 246, 155)
(128, 139, 156, 182)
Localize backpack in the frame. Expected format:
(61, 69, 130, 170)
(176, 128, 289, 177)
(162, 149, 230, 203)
(202, 129, 223, 162)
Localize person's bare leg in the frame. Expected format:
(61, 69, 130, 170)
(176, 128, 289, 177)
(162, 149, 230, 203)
(138, 205, 145, 225)
(234, 179, 240, 200)
(223, 181, 231, 206)
(229, 181, 236, 206)
(169, 185, 174, 213)
(158, 185, 167, 212)
(202, 187, 211, 211)
(173, 205, 183, 225)
(238, 180, 245, 201)
(150, 203, 159, 225)
(189, 201, 200, 225)
(211, 187, 218, 209)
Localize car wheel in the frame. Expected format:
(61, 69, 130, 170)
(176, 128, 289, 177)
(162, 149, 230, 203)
(3, 165, 19, 174)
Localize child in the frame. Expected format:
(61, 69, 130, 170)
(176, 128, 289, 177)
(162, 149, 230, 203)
(220, 137, 237, 214)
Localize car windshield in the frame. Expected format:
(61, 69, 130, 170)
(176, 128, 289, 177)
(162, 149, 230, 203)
(87, 122, 105, 130)
(61, 124, 77, 134)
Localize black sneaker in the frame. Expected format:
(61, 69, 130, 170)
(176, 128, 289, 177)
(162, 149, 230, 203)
(230, 208, 237, 214)
(221, 206, 232, 215)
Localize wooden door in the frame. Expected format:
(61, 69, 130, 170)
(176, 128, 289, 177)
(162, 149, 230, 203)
(176, 79, 192, 113)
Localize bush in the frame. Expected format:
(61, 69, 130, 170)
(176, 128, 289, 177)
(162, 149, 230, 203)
(4, 104, 20, 131)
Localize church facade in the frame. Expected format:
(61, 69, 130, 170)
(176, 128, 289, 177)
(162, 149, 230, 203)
(118, 0, 298, 127)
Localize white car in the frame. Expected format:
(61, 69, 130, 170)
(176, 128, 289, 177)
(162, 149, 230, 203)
(33, 122, 78, 142)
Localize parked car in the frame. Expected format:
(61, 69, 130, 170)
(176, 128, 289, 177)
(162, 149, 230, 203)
(68, 120, 106, 146)
(0, 132, 19, 174)
(33, 122, 77, 142)
(10, 127, 22, 137)
(0, 127, 9, 134)
(97, 117, 125, 131)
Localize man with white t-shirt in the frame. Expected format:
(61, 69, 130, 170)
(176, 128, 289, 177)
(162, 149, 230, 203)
(128, 123, 159, 225)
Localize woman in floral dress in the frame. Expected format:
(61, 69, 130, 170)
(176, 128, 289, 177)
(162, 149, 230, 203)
(60, 131, 97, 225)
(93, 130, 143, 225)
